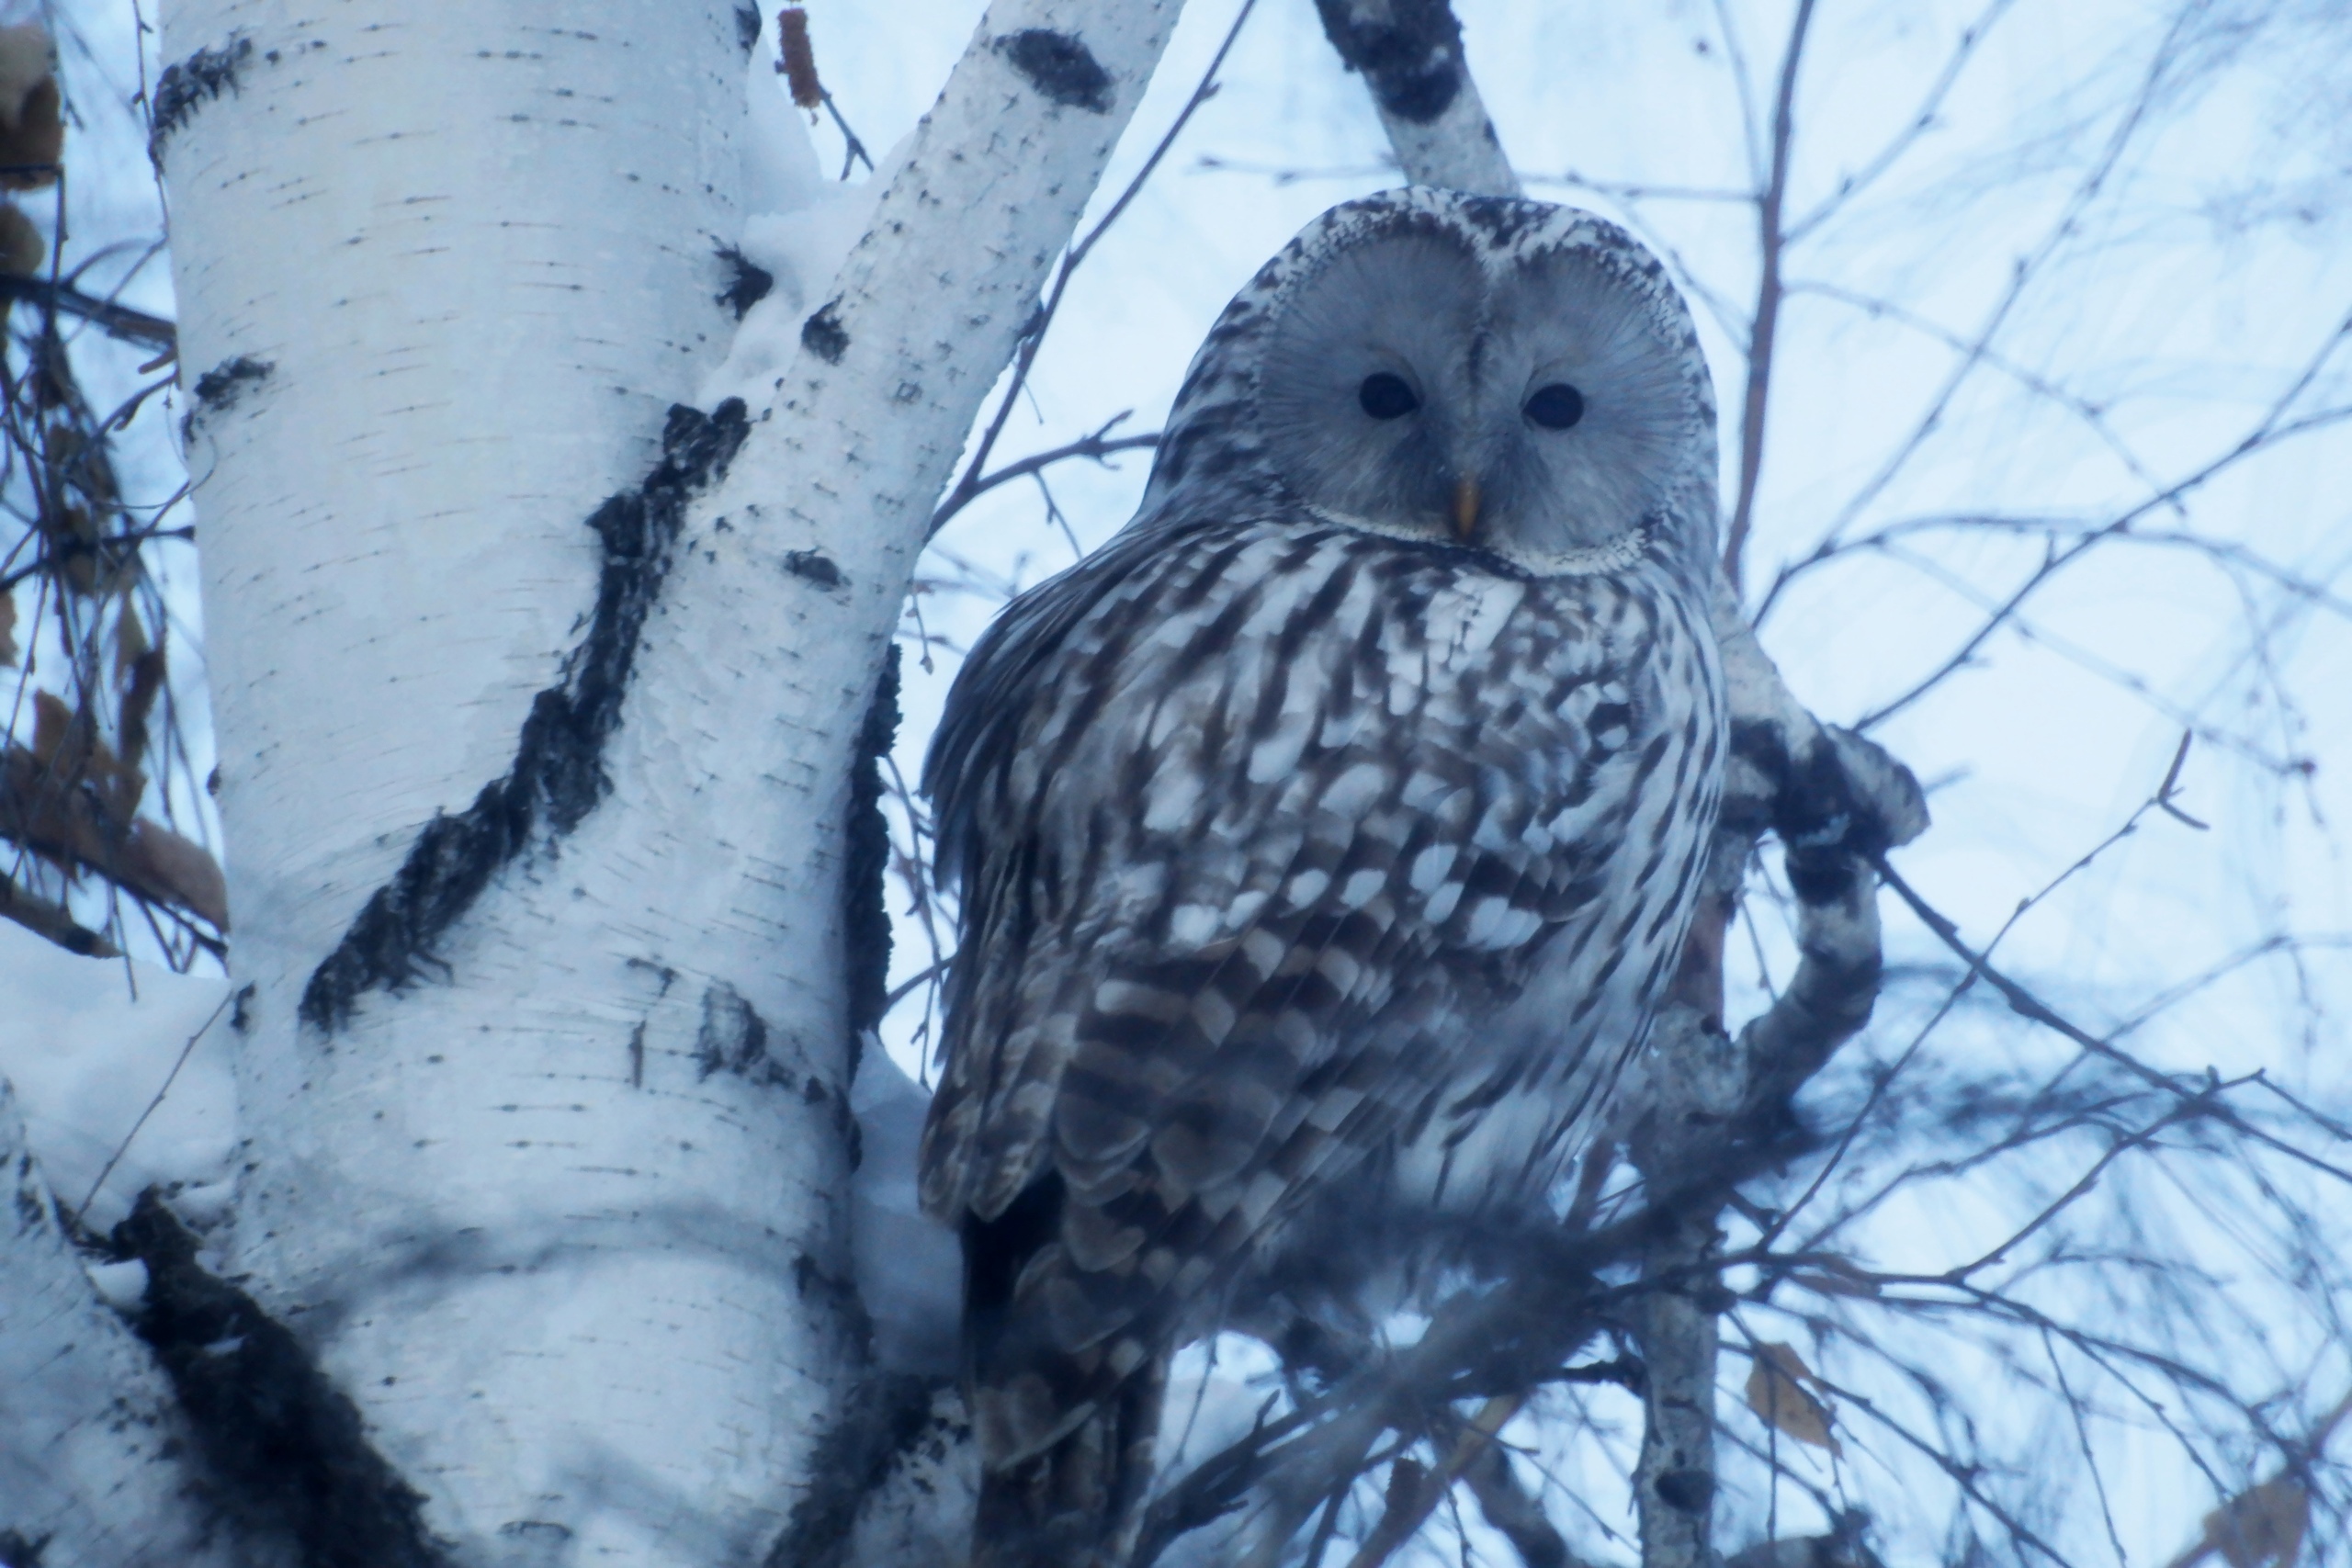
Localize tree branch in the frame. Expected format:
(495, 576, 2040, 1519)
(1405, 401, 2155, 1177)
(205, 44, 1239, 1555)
(0, 872, 119, 956)
(929, 415, 1159, 536)
(941, 0, 1259, 533)
(1720, 0, 1815, 593)
(0, 275, 177, 352)
(1312, 0, 1520, 197)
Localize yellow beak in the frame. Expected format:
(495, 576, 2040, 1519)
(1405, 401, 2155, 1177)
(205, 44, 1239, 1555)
(1451, 476, 1482, 540)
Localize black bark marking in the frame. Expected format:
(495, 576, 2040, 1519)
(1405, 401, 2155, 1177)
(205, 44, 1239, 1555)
(151, 35, 254, 160)
(0, 1531, 49, 1568)
(299, 400, 750, 1032)
(717, 244, 774, 319)
(843, 644, 899, 1077)
(763, 1373, 942, 1568)
(1312, 0, 1466, 123)
(784, 548, 845, 589)
(1730, 720, 1885, 852)
(190, 355, 272, 412)
(1725, 717, 1924, 905)
(114, 1191, 452, 1568)
(695, 981, 771, 1079)
(183, 356, 275, 444)
(1651, 1466, 1714, 1513)
(994, 28, 1114, 113)
(734, 3, 763, 54)
(801, 300, 849, 364)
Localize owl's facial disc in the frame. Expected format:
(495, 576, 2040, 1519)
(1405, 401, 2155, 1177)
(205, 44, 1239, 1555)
(1256, 220, 1701, 573)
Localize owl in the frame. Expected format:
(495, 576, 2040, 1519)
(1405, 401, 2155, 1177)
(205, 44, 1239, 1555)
(918, 188, 1726, 1567)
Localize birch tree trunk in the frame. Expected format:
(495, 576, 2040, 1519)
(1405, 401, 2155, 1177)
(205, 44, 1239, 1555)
(143, 0, 1181, 1560)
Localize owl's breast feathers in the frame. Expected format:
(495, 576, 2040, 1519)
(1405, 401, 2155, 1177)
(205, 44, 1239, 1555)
(921, 510, 1723, 1466)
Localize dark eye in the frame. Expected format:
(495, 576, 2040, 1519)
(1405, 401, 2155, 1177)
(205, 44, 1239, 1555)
(1357, 372, 1419, 420)
(1524, 382, 1586, 430)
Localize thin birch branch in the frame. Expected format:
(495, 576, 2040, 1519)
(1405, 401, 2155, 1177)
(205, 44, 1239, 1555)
(1312, 0, 1520, 197)
(1721, 0, 1815, 594)
(929, 413, 1159, 536)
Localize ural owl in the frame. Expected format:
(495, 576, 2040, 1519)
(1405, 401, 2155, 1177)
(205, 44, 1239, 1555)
(919, 188, 1725, 1565)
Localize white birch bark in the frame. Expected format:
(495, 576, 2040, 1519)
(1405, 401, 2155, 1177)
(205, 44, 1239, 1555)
(150, 0, 1182, 1561)
(161, 0, 750, 986)
(0, 1080, 255, 1568)
(1313, 0, 1520, 197)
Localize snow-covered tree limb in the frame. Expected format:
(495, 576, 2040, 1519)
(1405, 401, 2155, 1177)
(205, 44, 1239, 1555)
(1312, 0, 1520, 197)
(0, 1080, 251, 1568)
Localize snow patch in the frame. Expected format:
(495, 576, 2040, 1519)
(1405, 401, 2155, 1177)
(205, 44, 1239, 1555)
(0, 920, 234, 1231)
(702, 23, 902, 409)
(850, 1040, 960, 1374)
(84, 1257, 150, 1309)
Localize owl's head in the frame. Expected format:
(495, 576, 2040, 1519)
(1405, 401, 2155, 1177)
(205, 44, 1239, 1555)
(1146, 189, 1720, 580)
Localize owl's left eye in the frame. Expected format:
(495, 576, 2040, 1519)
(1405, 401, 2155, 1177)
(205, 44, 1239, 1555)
(1524, 383, 1586, 430)
(1358, 372, 1419, 420)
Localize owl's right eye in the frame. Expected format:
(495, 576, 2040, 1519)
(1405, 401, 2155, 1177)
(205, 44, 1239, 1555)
(1357, 372, 1419, 420)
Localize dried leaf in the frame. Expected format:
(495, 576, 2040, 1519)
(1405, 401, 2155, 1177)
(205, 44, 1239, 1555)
(0, 201, 39, 276)
(4, 741, 220, 925)
(1746, 1342, 1842, 1455)
(118, 648, 165, 778)
(29, 686, 75, 765)
(2204, 1477, 2309, 1568)
(27, 686, 144, 818)
(1792, 1264, 1882, 1299)
(0, 871, 118, 956)
(775, 7, 824, 109)
(125, 817, 228, 927)
(44, 500, 101, 594)
(0, 22, 58, 192)
(0, 588, 16, 665)
(112, 601, 151, 679)
(0, 24, 49, 125)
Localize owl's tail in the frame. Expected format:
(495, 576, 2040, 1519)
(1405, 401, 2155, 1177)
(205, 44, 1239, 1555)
(963, 1173, 1171, 1568)
(969, 1359, 1167, 1568)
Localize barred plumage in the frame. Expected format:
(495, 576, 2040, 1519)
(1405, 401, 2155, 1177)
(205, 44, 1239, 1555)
(920, 188, 1726, 1565)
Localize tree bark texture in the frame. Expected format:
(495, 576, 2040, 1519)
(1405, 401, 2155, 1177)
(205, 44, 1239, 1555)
(151, 0, 1184, 1559)
(1312, 0, 1520, 197)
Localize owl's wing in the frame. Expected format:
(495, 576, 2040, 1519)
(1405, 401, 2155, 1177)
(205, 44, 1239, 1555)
(920, 516, 1694, 1464)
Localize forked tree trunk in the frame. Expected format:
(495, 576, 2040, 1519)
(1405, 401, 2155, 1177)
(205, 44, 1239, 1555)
(128, 0, 1181, 1558)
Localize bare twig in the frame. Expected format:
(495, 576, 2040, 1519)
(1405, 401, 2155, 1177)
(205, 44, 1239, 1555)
(0, 870, 117, 955)
(0, 275, 175, 351)
(70, 986, 236, 1224)
(929, 414, 1159, 537)
(1721, 0, 1816, 594)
